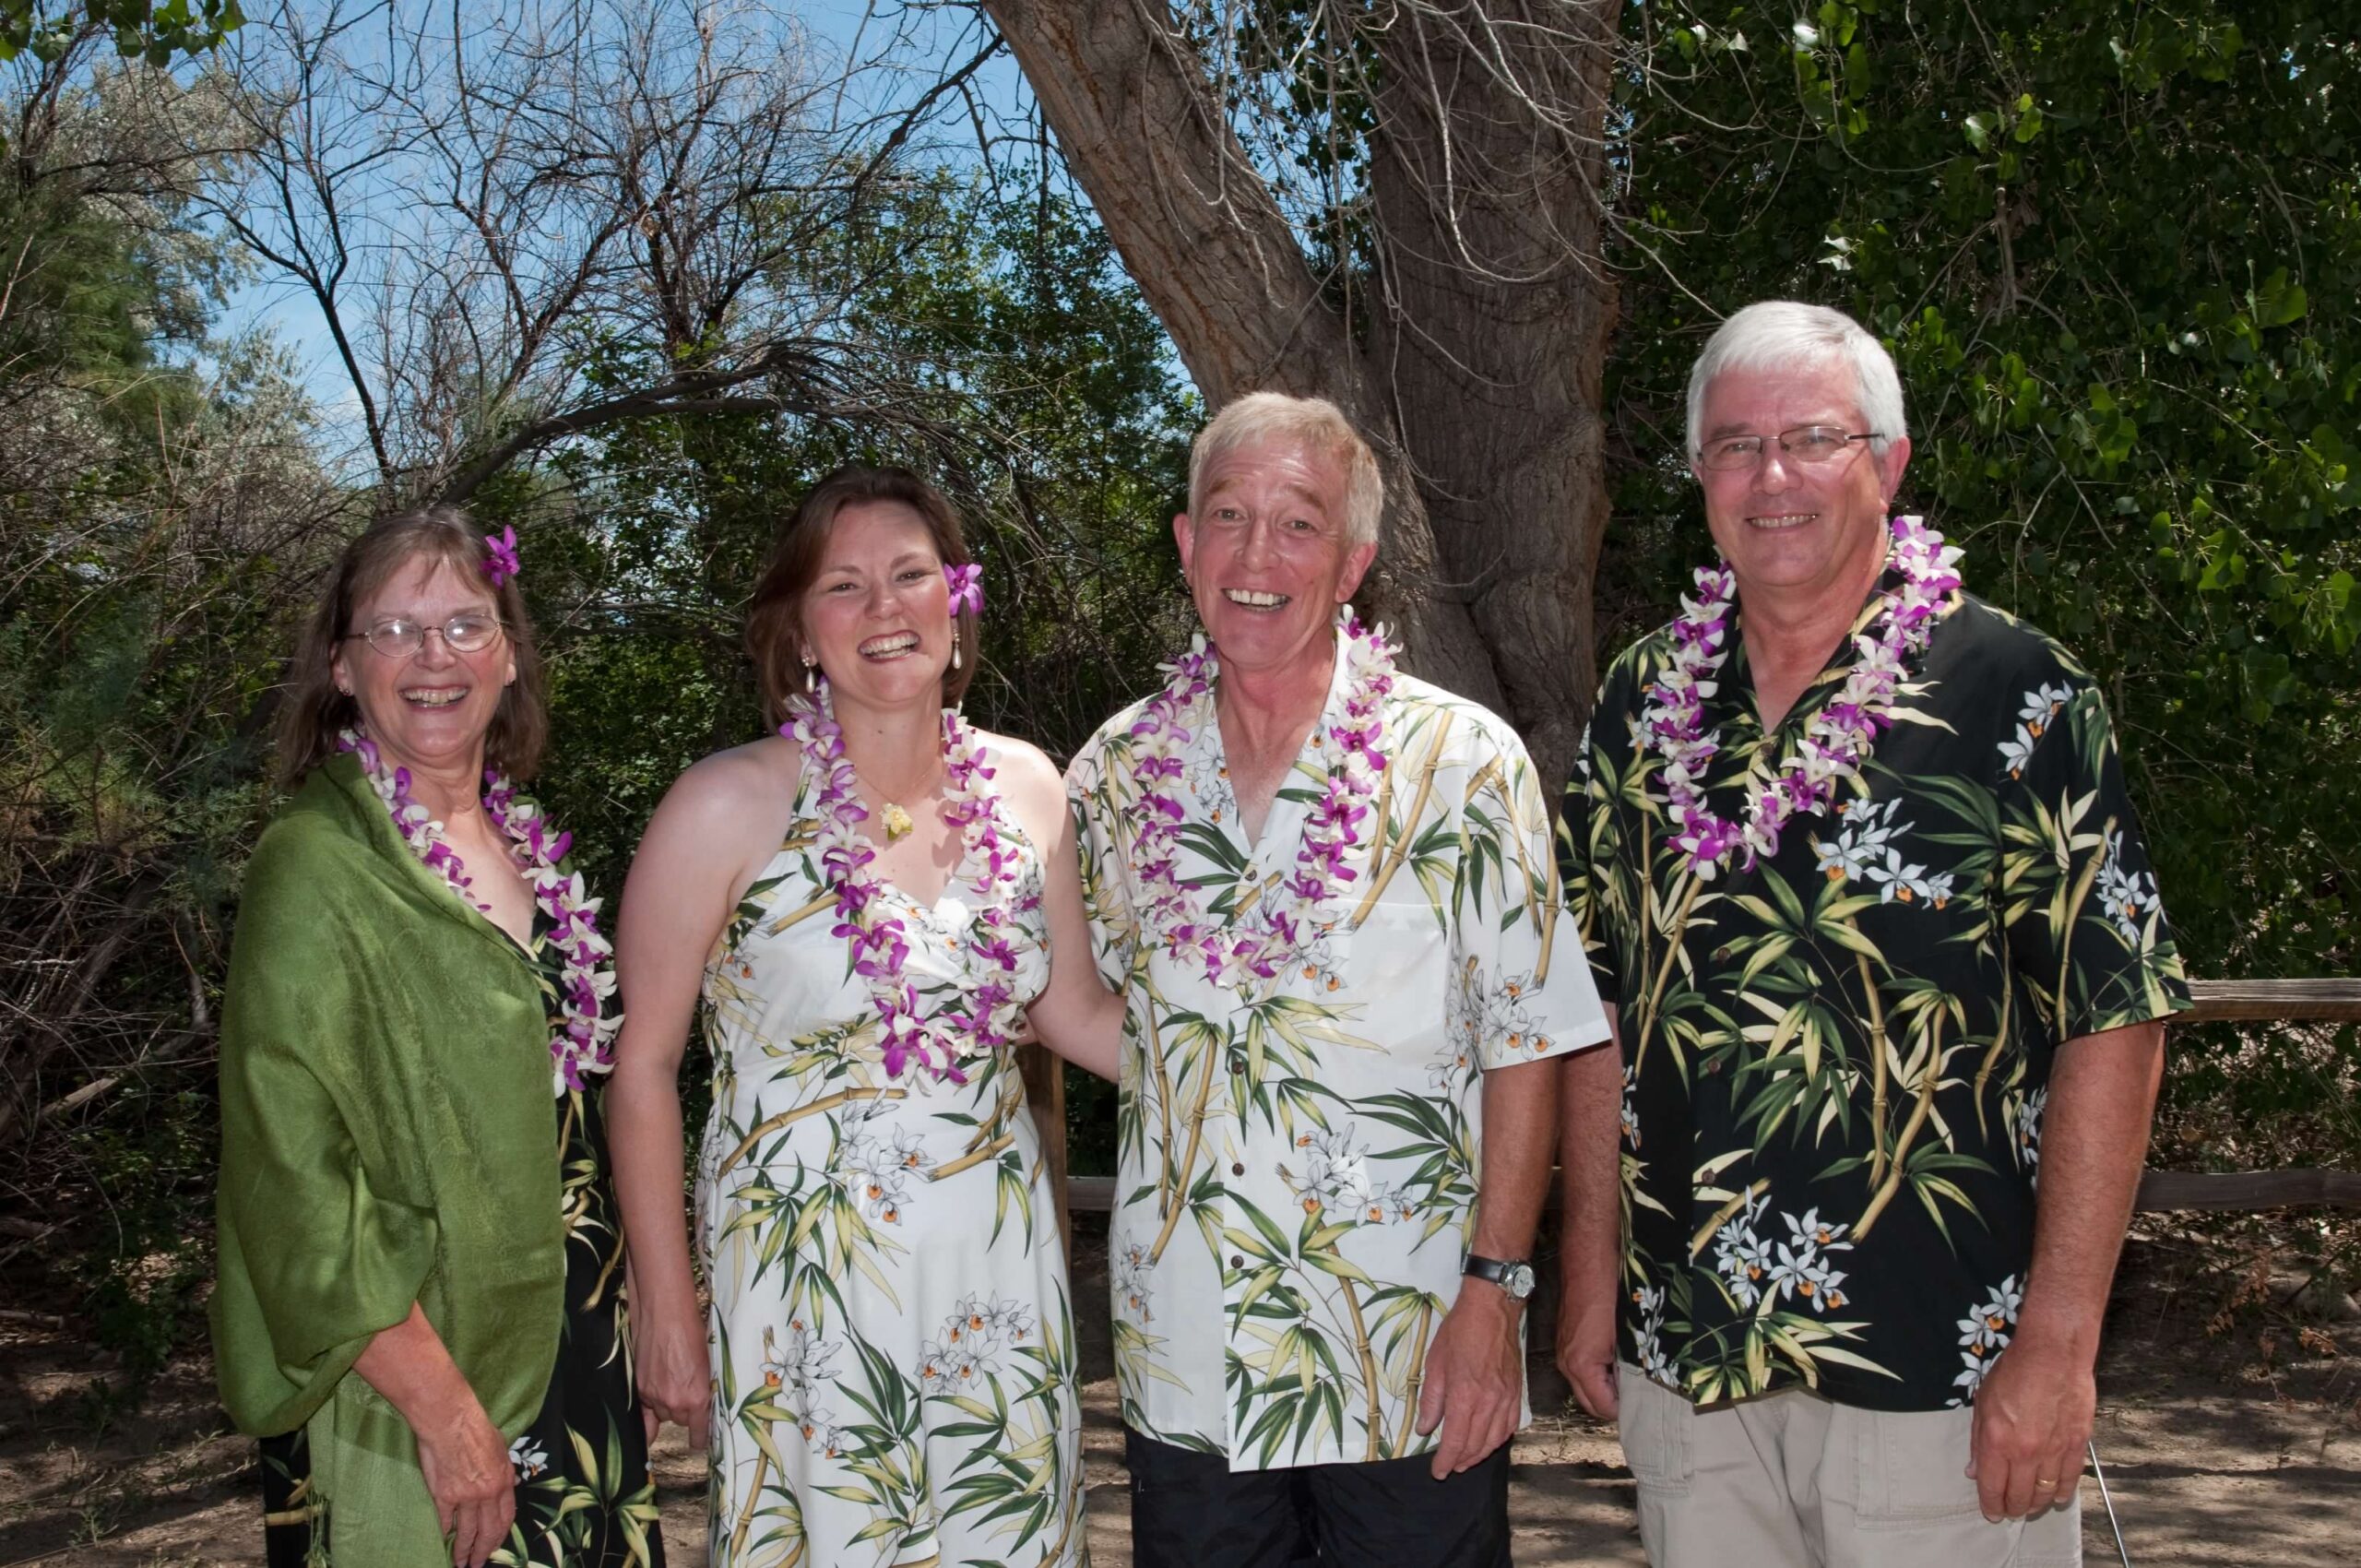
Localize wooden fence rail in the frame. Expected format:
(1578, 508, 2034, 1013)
(1032, 978, 2361, 1223)
(2182, 978, 2361, 1023)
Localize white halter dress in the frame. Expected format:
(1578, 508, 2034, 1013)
(695, 754, 1086, 1568)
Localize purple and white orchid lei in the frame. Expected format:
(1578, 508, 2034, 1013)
(337, 727, 621, 1094)
(1126, 611, 1394, 996)
(781, 680, 1036, 1082)
(1639, 514, 1964, 880)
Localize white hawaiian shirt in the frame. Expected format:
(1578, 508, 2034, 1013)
(1068, 647, 1610, 1469)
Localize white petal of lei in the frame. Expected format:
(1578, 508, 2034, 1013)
(1124, 609, 1395, 998)
(338, 727, 623, 1096)
(1635, 515, 1964, 879)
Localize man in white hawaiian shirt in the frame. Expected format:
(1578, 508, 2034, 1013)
(1557, 302, 2188, 1567)
(1066, 392, 1610, 1567)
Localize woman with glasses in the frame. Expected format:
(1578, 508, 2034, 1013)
(211, 506, 661, 1568)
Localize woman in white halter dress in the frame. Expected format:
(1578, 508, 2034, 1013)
(695, 750, 1081, 1567)
(606, 468, 1118, 1568)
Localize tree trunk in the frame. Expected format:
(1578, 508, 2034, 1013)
(979, 0, 1501, 715)
(979, 0, 1619, 784)
(1363, 2, 1619, 786)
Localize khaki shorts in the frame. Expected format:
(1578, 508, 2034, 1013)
(1616, 1363, 2082, 1567)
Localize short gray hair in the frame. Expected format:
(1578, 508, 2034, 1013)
(1188, 391, 1384, 549)
(1686, 302, 1907, 457)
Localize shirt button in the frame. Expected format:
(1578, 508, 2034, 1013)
(1231, 1254, 1246, 1270)
(1231, 1161, 1245, 1176)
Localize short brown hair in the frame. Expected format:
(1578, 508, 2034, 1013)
(276, 505, 548, 787)
(745, 466, 979, 727)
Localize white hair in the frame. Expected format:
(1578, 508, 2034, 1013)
(1686, 302, 1907, 457)
(1188, 391, 1384, 549)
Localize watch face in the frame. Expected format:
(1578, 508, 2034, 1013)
(1503, 1263, 1536, 1300)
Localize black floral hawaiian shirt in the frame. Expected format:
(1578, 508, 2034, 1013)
(1560, 584, 2190, 1412)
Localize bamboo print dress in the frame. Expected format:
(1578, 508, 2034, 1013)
(696, 757, 1087, 1568)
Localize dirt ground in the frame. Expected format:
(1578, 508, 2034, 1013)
(4, 1218, 2356, 1567)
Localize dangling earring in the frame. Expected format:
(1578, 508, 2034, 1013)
(801, 650, 817, 693)
(952, 638, 962, 671)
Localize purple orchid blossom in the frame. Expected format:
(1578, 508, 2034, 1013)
(1638, 515, 1964, 880)
(338, 726, 620, 1096)
(482, 526, 522, 588)
(944, 561, 984, 615)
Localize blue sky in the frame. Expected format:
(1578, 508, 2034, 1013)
(211, 2, 1035, 445)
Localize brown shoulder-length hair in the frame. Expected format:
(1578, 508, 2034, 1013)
(745, 466, 979, 727)
(276, 505, 549, 788)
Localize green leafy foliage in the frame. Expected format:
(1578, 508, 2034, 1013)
(503, 168, 1194, 900)
(0, 0, 243, 66)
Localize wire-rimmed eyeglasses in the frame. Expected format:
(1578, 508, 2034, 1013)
(342, 614, 506, 659)
(1696, 425, 1881, 471)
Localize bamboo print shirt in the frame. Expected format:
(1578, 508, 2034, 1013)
(1560, 587, 2190, 1412)
(1069, 648, 1610, 1469)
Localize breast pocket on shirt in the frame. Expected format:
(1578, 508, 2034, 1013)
(1343, 894, 1451, 1041)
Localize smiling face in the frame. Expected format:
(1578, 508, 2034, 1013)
(1175, 436, 1377, 682)
(330, 553, 515, 778)
(1692, 360, 1912, 611)
(801, 499, 955, 709)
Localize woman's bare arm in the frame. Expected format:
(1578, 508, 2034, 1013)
(995, 738, 1121, 1081)
(605, 742, 794, 1447)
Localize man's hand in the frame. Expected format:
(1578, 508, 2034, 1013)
(1554, 1276, 1619, 1420)
(1963, 1019, 2161, 1521)
(1414, 1280, 1523, 1479)
(1965, 1329, 2092, 1520)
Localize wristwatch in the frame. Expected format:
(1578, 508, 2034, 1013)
(1464, 1253, 1536, 1301)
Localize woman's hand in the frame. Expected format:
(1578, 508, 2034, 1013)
(350, 1303, 516, 1568)
(414, 1397, 517, 1567)
(633, 1304, 713, 1450)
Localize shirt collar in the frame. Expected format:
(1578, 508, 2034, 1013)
(1722, 563, 1917, 735)
(1196, 620, 1359, 850)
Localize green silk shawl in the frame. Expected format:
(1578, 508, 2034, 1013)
(210, 754, 564, 1561)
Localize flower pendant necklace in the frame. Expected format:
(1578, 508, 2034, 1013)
(780, 679, 1038, 1081)
(336, 727, 622, 1095)
(1635, 514, 1963, 880)
(848, 756, 943, 845)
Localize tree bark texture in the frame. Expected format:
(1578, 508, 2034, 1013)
(1363, 1, 1619, 786)
(980, 0, 1619, 785)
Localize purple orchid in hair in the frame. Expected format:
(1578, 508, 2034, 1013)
(943, 561, 983, 615)
(483, 526, 522, 588)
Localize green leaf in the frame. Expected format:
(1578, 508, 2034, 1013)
(2251, 268, 2308, 328)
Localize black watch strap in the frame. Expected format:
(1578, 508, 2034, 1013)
(1464, 1253, 1536, 1301)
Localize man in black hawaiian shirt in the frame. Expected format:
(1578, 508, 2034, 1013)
(1555, 301, 2189, 1566)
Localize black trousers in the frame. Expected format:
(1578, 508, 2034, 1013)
(1126, 1425, 1513, 1568)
